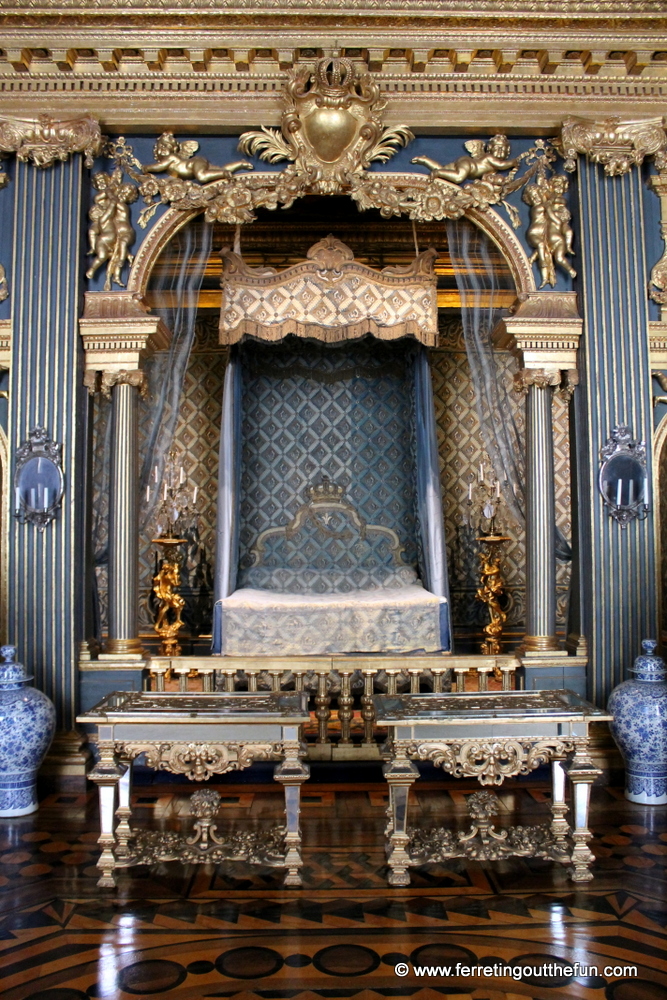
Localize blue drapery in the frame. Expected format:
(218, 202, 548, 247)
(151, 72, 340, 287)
(214, 347, 243, 604)
(414, 345, 450, 603)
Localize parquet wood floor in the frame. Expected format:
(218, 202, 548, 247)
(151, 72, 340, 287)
(0, 775, 665, 1000)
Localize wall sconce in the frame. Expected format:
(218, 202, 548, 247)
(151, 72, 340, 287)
(13, 427, 64, 531)
(599, 424, 649, 527)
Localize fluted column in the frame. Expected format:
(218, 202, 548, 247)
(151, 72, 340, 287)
(105, 375, 143, 655)
(521, 373, 560, 651)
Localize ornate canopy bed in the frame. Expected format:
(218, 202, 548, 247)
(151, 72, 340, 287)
(211, 235, 451, 656)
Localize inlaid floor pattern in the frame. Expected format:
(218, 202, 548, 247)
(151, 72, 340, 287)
(0, 779, 666, 1000)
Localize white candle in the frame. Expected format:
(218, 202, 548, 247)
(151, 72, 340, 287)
(180, 466, 185, 484)
(30, 488, 36, 508)
(43, 487, 49, 509)
(467, 482, 472, 501)
(154, 465, 158, 483)
(616, 478, 623, 506)
(193, 486, 198, 504)
(478, 463, 484, 482)
(146, 485, 150, 502)
(14, 486, 20, 512)
(163, 483, 167, 501)
(495, 480, 500, 498)
(628, 479, 634, 505)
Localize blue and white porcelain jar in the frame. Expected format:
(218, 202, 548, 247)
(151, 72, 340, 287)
(608, 639, 667, 805)
(0, 645, 55, 816)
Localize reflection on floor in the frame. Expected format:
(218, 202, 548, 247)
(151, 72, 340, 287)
(0, 775, 665, 1000)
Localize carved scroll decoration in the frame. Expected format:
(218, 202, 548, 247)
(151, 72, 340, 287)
(115, 740, 282, 781)
(649, 150, 667, 305)
(397, 737, 578, 785)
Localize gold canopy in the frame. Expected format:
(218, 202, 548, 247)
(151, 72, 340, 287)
(218, 235, 438, 346)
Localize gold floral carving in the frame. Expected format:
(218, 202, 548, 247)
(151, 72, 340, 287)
(116, 740, 281, 781)
(513, 368, 561, 394)
(99, 369, 148, 399)
(0, 114, 102, 167)
(560, 116, 667, 176)
(0, 264, 7, 304)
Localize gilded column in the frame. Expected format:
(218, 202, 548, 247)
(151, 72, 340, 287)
(516, 370, 561, 652)
(561, 116, 665, 704)
(104, 373, 145, 655)
(80, 292, 170, 674)
(3, 116, 102, 755)
(494, 292, 584, 688)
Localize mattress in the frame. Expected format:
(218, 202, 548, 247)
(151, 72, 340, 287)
(212, 584, 450, 656)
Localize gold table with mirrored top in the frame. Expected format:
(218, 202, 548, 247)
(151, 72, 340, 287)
(374, 689, 612, 886)
(78, 691, 310, 888)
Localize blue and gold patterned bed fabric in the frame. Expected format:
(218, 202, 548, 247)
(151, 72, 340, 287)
(213, 338, 450, 655)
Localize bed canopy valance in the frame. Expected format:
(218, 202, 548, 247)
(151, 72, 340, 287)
(218, 235, 438, 346)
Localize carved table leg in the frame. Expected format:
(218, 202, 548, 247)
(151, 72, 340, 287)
(274, 742, 310, 888)
(315, 673, 331, 745)
(550, 757, 570, 861)
(338, 670, 354, 745)
(89, 741, 126, 888)
(383, 752, 419, 887)
(566, 745, 601, 882)
(115, 757, 133, 859)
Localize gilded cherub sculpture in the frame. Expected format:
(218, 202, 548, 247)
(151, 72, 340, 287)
(86, 168, 138, 290)
(412, 135, 518, 184)
(153, 558, 186, 656)
(524, 173, 576, 287)
(144, 132, 253, 184)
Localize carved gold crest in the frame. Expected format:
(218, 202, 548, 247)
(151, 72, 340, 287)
(238, 54, 414, 194)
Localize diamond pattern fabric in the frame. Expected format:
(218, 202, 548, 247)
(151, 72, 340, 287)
(238, 338, 420, 593)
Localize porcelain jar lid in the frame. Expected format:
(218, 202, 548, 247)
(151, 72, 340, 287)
(630, 639, 666, 682)
(0, 645, 31, 688)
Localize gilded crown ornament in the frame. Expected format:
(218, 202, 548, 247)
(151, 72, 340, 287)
(238, 53, 413, 195)
(306, 475, 345, 504)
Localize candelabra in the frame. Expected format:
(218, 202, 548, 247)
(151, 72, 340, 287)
(146, 454, 198, 656)
(464, 463, 511, 657)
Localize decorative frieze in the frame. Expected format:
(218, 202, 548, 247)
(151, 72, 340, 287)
(494, 291, 583, 374)
(560, 115, 667, 175)
(0, 114, 102, 167)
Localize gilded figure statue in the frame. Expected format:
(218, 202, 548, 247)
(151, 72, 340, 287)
(476, 544, 508, 657)
(144, 133, 253, 184)
(86, 168, 138, 290)
(523, 173, 576, 287)
(153, 558, 186, 656)
(412, 135, 518, 185)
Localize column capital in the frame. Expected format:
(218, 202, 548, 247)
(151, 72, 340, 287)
(80, 291, 170, 374)
(0, 114, 102, 167)
(513, 368, 560, 395)
(94, 370, 149, 400)
(559, 115, 666, 176)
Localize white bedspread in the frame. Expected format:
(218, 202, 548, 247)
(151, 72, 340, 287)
(213, 585, 448, 656)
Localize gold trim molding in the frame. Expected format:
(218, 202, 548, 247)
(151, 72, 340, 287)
(493, 290, 582, 373)
(79, 290, 170, 375)
(0, 114, 101, 167)
(560, 115, 667, 175)
(649, 320, 667, 369)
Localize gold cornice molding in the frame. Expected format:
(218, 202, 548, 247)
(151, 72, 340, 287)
(560, 115, 667, 175)
(493, 290, 582, 373)
(0, 114, 101, 167)
(0, 318, 11, 370)
(80, 291, 170, 374)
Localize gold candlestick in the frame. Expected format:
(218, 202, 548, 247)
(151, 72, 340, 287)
(152, 536, 187, 657)
(476, 533, 510, 656)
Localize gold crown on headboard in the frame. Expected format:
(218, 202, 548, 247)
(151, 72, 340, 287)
(306, 475, 345, 503)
